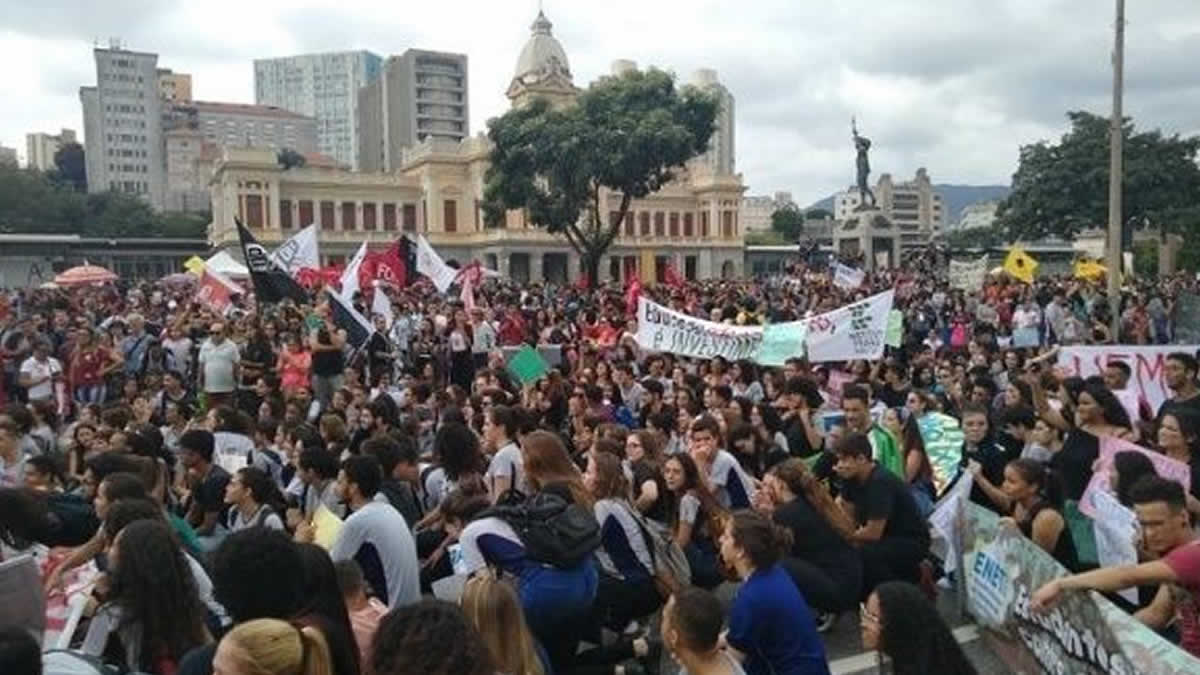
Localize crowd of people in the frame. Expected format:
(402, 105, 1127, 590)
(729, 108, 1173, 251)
(0, 257, 1197, 675)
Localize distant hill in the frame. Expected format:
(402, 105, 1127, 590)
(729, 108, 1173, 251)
(808, 184, 1011, 226)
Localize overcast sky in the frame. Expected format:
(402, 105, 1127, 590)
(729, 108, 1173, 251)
(3, 0, 1199, 205)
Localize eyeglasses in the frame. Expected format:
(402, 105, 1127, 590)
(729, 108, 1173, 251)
(859, 602, 881, 625)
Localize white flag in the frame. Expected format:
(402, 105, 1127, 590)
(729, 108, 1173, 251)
(371, 282, 394, 328)
(340, 241, 369, 300)
(270, 224, 320, 275)
(832, 263, 865, 290)
(416, 235, 459, 293)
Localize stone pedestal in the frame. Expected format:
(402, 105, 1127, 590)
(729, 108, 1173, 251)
(833, 207, 898, 271)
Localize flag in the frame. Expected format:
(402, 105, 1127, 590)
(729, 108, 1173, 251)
(458, 262, 483, 312)
(1074, 259, 1106, 281)
(183, 256, 206, 276)
(325, 288, 373, 350)
(236, 219, 309, 304)
(363, 237, 415, 288)
(270, 224, 320, 276)
(371, 282, 394, 328)
(340, 241, 369, 300)
(1003, 245, 1038, 284)
(196, 266, 242, 313)
(663, 261, 685, 290)
(506, 345, 551, 386)
(625, 276, 642, 315)
(415, 235, 458, 293)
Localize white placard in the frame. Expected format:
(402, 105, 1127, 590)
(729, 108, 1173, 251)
(949, 255, 988, 291)
(804, 289, 895, 363)
(635, 297, 764, 361)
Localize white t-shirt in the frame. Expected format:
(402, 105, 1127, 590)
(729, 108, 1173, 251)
(19, 356, 61, 401)
(199, 339, 240, 393)
(228, 504, 285, 532)
(707, 450, 757, 510)
(330, 501, 420, 608)
(593, 498, 654, 581)
(486, 442, 528, 496)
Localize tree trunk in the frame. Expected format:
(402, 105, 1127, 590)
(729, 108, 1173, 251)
(582, 247, 601, 288)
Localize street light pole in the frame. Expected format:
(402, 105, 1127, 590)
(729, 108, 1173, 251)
(1106, 0, 1125, 337)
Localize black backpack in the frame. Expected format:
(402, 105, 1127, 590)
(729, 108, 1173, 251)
(482, 487, 600, 569)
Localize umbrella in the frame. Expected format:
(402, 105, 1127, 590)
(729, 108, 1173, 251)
(54, 264, 118, 287)
(161, 272, 197, 286)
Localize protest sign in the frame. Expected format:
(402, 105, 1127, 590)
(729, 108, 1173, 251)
(824, 370, 854, 410)
(1057, 345, 1200, 415)
(501, 344, 562, 368)
(832, 263, 865, 290)
(312, 505, 344, 550)
(918, 411, 965, 496)
(1090, 489, 1138, 604)
(805, 289, 894, 363)
(755, 322, 807, 366)
(884, 309, 903, 347)
(1177, 293, 1200, 344)
(963, 503, 1200, 674)
(948, 255, 988, 291)
(506, 345, 551, 386)
(1078, 435, 1191, 519)
(928, 473, 972, 572)
(636, 296, 764, 361)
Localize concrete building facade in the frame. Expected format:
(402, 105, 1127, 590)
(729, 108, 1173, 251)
(25, 129, 77, 171)
(157, 69, 192, 103)
(358, 50, 469, 172)
(956, 200, 999, 231)
(254, 51, 382, 169)
(741, 191, 795, 232)
(80, 46, 166, 209)
(210, 10, 746, 283)
(833, 169, 944, 251)
(691, 68, 735, 176)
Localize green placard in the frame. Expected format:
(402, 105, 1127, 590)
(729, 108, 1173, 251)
(506, 345, 551, 386)
(755, 322, 807, 367)
(885, 309, 904, 347)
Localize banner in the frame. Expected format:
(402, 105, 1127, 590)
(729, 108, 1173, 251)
(756, 322, 807, 366)
(235, 220, 309, 305)
(416, 235, 459, 293)
(949, 255, 988, 291)
(884, 309, 903, 347)
(636, 297, 764, 361)
(1057, 345, 1200, 415)
(1089, 488, 1138, 604)
(963, 503, 1200, 674)
(832, 263, 865, 290)
(1078, 435, 1191, 519)
(805, 289, 894, 363)
(928, 473, 972, 572)
(270, 224, 320, 275)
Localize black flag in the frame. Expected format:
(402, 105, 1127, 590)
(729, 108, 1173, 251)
(236, 218, 309, 305)
(325, 288, 373, 350)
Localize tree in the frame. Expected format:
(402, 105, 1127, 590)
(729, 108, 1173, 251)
(941, 226, 1007, 251)
(48, 142, 87, 192)
(482, 68, 718, 285)
(805, 208, 833, 220)
(997, 111, 1200, 242)
(277, 148, 307, 170)
(770, 203, 805, 241)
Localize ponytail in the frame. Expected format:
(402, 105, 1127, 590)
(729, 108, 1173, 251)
(297, 625, 335, 675)
(729, 509, 792, 570)
(220, 619, 334, 675)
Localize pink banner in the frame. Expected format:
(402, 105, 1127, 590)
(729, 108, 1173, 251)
(1057, 345, 1200, 417)
(1079, 435, 1191, 519)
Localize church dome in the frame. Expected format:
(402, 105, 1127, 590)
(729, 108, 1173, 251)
(513, 10, 572, 83)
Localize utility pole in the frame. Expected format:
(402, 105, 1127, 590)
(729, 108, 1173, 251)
(1106, 0, 1125, 337)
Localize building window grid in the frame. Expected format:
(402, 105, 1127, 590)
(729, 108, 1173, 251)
(654, 212, 665, 237)
(342, 202, 357, 230)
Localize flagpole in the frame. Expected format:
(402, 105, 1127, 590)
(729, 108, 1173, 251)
(1106, 0, 1125, 337)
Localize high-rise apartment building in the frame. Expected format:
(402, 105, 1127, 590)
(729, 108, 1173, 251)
(80, 46, 166, 209)
(690, 68, 735, 176)
(254, 51, 382, 169)
(157, 69, 192, 103)
(834, 168, 944, 249)
(358, 49, 469, 172)
(25, 129, 77, 171)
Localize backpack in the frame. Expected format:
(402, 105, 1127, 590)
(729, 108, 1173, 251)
(483, 488, 600, 569)
(620, 501, 691, 596)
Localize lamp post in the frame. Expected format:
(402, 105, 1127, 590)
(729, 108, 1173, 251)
(1106, 0, 1125, 337)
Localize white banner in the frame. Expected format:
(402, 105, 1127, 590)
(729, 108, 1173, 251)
(270, 224, 320, 275)
(1057, 345, 1200, 415)
(636, 297, 764, 361)
(948, 255, 988, 291)
(1090, 488, 1138, 604)
(416, 235, 459, 294)
(929, 473, 973, 573)
(832, 263, 865, 290)
(805, 289, 895, 362)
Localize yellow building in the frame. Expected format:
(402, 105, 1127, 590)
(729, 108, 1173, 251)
(208, 10, 746, 284)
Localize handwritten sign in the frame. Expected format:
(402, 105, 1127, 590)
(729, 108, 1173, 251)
(1058, 345, 1200, 415)
(805, 290, 894, 363)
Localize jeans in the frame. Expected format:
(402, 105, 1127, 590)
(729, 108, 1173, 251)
(74, 384, 106, 405)
(312, 374, 344, 410)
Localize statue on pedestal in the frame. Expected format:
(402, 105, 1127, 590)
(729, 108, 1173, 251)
(852, 117, 876, 210)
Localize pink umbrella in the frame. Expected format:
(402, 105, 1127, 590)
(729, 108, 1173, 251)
(54, 264, 118, 286)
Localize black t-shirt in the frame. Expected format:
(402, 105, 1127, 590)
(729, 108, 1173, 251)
(773, 496, 856, 572)
(840, 465, 930, 545)
(194, 465, 231, 519)
(631, 459, 668, 523)
(877, 383, 909, 410)
(960, 438, 1012, 512)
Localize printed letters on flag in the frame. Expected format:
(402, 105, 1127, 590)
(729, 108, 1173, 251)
(270, 224, 320, 275)
(236, 219, 309, 305)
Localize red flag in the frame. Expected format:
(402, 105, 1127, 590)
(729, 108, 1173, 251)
(196, 268, 242, 312)
(362, 238, 414, 288)
(663, 262, 685, 290)
(625, 276, 642, 316)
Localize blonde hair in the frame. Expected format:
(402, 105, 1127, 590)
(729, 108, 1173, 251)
(461, 574, 545, 675)
(219, 619, 334, 675)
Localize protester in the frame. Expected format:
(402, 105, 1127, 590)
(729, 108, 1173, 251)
(860, 581, 977, 675)
(660, 588, 745, 675)
(460, 572, 548, 675)
(370, 599, 494, 675)
(213, 618, 334, 675)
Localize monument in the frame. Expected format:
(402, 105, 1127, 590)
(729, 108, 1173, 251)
(834, 118, 897, 271)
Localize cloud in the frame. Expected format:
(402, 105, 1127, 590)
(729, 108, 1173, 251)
(1, 0, 1198, 205)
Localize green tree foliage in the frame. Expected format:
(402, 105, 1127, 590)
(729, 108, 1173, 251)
(0, 164, 206, 238)
(940, 226, 1007, 250)
(997, 111, 1200, 242)
(482, 68, 718, 285)
(769, 203, 805, 241)
(47, 142, 87, 192)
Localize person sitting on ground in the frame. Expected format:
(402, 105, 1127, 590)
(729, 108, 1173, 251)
(660, 587, 746, 675)
(334, 559, 388, 667)
(213, 618, 334, 675)
(460, 572, 549, 675)
(370, 599, 494, 675)
(223, 465, 285, 531)
(860, 581, 978, 675)
(1000, 458, 1078, 571)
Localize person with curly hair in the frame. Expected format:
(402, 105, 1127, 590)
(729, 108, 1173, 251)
(80, 519, 211, 673)
(370, 599, 493, 675)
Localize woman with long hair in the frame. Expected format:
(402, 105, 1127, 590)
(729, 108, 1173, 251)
(214, 618, 335, 675)
(294, 543, 363, 675)
(625, 429, 667, 522)
(1111, 450, 1157, 507)
(1052, 377, 1134, 502)
(661, 452, 726, 589)
(1001, 458, 1078, 571)
(861, 581, 977, 675)
(460, 573, 548, 675)
(457, 431, 598, 672)
(80, 520, 210, 673)
(759, 459, 862, 624)
(881, 409, 936, 517)
(69, 327, 117, 405)
(1157, 408, 1200, 516)
(718, 510, 829, 675)
(277, 332, 312, 399)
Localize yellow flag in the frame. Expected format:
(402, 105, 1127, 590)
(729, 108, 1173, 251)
(183, 256, 206, 276)
(1004, 246, 1038, 284)
(1073, 260, 1106, 280)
